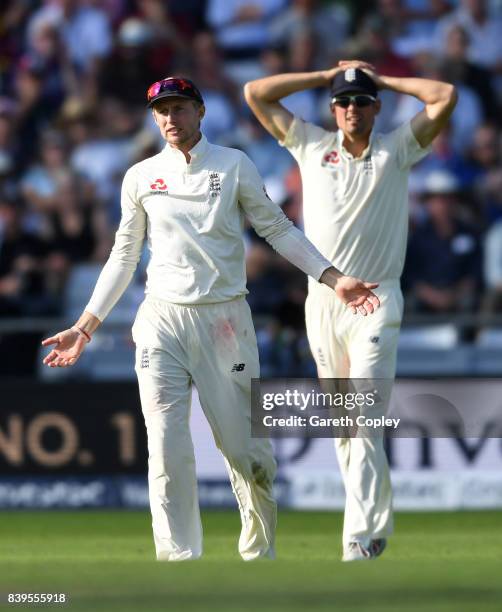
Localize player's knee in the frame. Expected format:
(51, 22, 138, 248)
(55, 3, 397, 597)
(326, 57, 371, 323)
(251, 461, 274, 489)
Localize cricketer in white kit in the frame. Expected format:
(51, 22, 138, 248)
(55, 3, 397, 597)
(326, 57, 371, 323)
(41, 76, 381, 561)
(245, 61, 457, 561)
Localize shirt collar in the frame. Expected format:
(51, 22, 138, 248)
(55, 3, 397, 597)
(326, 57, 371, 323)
(162, 133, 209, 165)
(336, 129, 374, 160)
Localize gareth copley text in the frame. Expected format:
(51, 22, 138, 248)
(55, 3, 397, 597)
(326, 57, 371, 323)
(262, 415, 401, 429)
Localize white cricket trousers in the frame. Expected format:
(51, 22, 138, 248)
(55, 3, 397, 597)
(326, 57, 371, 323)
(132, 295, 277, 561)
(305, 280, 403, 549)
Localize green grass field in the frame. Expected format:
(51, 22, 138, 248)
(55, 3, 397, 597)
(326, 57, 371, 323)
(0, 510, 501, 611)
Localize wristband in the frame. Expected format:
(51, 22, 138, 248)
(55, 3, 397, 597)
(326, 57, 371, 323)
(72, 325, 91, 343)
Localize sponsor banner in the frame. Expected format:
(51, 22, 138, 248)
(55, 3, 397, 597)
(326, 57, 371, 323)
(2, 381, 502, 509)
(2, 382, 502, 477)
(1, 473, 501, 510)
(0, 476, 121, 509)
(289, 470, 502, 511)
(0, 382, 147, 475)
(0, 477, 290, 510)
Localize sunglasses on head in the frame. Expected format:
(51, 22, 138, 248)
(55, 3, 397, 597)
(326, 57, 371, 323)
(147, 77, 202, 104)
(331, 94, 377, 108)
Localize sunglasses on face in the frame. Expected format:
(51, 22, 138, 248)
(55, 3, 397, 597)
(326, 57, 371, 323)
(331, 95, 377, 108)
(147, 77, 202, 104)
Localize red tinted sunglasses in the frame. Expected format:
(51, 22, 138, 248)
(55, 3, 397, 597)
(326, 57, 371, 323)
(147, 77, 203, 105)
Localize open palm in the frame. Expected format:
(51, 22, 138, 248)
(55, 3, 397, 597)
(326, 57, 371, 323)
(42, 329, 88, 368)
(335, 276, 380, 316)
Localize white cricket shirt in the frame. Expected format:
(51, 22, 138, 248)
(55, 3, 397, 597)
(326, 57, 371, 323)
(86, 134, 331, 321)
(280, 117, 431, 290)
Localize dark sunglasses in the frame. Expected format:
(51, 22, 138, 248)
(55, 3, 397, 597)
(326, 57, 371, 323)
(331, 95, 377, 109)
(147, 77, 203, 104)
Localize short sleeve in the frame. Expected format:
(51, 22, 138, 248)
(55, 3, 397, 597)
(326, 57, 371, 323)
(279, 116, 333, 164)
(392, 121, 432, 170)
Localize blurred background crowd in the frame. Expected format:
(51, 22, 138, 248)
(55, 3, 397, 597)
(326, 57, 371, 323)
(1, 0, 502, 378)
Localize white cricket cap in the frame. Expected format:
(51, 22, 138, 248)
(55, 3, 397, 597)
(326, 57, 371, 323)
(423, 170, 460, 195)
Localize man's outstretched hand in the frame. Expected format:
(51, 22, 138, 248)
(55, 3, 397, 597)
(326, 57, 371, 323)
(335, 276, 380, 315)
(41, 329, 88, 367)
(320, 268, 380, 316)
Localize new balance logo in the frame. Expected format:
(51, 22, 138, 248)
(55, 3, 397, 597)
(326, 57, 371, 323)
(231, 363, 245, 372)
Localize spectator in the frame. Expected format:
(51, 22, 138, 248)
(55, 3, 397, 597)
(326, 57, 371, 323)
(132, 1, 188, 75)
(0, 198, 57, 316)
(257, 34, 321, 124)
(392, 56, 483, 153)
(0, 1, 33, 83)
(281, 28, 320, 123)
(404, 170, 482, 313)
(482, 219, 502, 312)
(26, 0, 113, 104)
(190, 31, 240, 104)
(409, 122, 479, 197)
(343, 14, 413, 78)
(12, 60, 56, 171)
(27, 0, 113, 73)
(21, 130, 77, 216)
(189, 31, 239, 144)
(245, 240, 286, 315)
(0, 101, 20, 189)
(468, 123, 502, 223)
(206, 0, 287, 61)
(227, 115, 293, 187)
(270, 0, 350, 68)
(435, 0, 502, 73)
(160, 0, 208, 39)
(24, 20, 76, 111)
(99, 17, 160, 107)
(46, 172, 110, 264)
(70, 98, 140, 219)
(21, 130, 110, 263)
(442, 24, 498, 120)
(390, 0, 454, 58)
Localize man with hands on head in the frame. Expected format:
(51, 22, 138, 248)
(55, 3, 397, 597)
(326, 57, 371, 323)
(244, 60, 457, 561)
(42, 75, 380, 562)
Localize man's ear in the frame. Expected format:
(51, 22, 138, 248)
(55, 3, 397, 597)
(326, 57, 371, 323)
(374, 98, 382, 116)
(199, 104, 205, 120)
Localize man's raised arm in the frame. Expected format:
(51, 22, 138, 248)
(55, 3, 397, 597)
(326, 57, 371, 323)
(340, 60, 458, 148)
(244, 63, 376, 141)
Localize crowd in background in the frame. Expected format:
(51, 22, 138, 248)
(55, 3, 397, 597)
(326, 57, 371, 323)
(1, 0, 502, 376)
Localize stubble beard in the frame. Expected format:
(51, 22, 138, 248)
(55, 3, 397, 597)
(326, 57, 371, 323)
(165, 124, 200, 149)
(343, 117, 373, 140)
